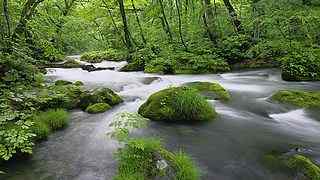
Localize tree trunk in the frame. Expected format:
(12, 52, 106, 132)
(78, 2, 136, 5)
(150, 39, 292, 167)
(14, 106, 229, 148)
(203, 0, 218, 43)
(175, 0, 188, 51)
(118, 0, 133, 50)
(12, 0, 44, 40)
(158, 0, 173, 41)
(222, 0, 243, 33)
(2, 0, 11, 37)
(131, 0, 146, 45)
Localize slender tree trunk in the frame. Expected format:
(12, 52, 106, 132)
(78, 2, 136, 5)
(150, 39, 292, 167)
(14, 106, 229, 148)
(203, 0, 218, 43)
(158, 0, 173, 41)
(131, 0, 146, 45)
(12, 0, 44, 40)
(222, 0, 243, 33)
(175, 0, 188, 51)
(118, 0, 133, 50)
(2, 0, 11, 37)
(102, 0, 126, 46)
(252, 0, 261, 42)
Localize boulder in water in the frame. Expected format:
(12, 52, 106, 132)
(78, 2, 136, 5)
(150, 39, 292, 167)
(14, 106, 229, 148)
(271, 90, 320, 109)
(184, 81, 231, 101)
(138, 87, 216, 122)
(85, 103, 111, 114)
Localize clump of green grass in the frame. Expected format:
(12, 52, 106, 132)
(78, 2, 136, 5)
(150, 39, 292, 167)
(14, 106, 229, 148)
(139, 87, 217, 122)
(30, 109, 70, 140)
(271, 90, 320, 108)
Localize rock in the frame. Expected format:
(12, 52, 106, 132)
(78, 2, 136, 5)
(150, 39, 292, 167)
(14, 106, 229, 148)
(141, 77, 160, 85)
(138, 87, 217, 122)
(80, 64, 115, 72)
(74, 81, 84, 86)
(79, 88, 123, 110)
(184, 81, 231, 101)
(271, 90, 320, 109)
(85, 103, 111, 114)
(55, 80, 73, 86)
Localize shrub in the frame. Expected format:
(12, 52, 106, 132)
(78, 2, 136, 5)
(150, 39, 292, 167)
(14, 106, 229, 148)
(271, 90, 320, 108)
(218, 34, 252, 64)
(138, 87, 217, 122)
(85, 103, 111, 114)
(281, 50, 320, 81)
(80, 49, 129, 63)
(145, 57, 175, 74)
(30, 119, 50, 141)
(55, 80, 73, 86)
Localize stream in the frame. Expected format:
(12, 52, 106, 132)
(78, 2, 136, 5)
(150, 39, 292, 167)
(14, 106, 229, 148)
(3, 57, 320, 180)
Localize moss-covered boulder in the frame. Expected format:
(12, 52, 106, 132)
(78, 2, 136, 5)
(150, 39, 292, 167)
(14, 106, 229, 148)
(85, 103, 111, 114)
(271, 90, 320, 109)
(55, 80, 73, 86)
(79, 88, 123, 110)
(138, 87, 217, 122)
(184, 82, 231, 101)
(74, 81, 84, 86)
(263, 151, 320, 180)
(80, 49, 129, 63)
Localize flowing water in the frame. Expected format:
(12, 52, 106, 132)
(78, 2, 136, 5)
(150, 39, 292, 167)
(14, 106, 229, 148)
(2, 58, 320, 180)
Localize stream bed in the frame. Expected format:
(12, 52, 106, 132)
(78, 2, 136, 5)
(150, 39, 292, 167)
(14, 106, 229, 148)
(3, 59, 320, 180)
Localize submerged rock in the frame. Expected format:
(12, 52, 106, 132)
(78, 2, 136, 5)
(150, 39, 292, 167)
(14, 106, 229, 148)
(271, 90, 320, 109)
(79, 88, 123, 110)
(138, 87, 217, 122)
(184, 81, 231, 101)
(85, 103, 111, 114)
(80, 64, 115, 72)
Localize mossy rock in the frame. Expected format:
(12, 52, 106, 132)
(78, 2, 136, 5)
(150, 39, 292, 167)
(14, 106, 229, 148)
(79, 88, 123, 110)
(263, 152, 320, 180)
(74, 81, 84, 86)
(138, 87, 217, 122)
(85, 103, 111, 114)
(184, 82, 231, 101)
(80, 49, 129, 63)
(55, 80, 73, 86)
(271, 90, 320, 109)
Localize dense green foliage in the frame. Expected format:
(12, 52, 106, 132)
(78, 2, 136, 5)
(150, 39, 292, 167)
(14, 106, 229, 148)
(271, 90, 320, 108)
(110, 112, 201, 180)
(139, 87, 216, 122)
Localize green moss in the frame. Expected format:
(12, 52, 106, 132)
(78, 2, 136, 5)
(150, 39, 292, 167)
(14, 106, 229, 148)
(54, 80, 73, 86)
(114, 138, 200, 180)
(80, 49, 129, 63)
(271, 90, 320, 108)
(263, 152, 320, 180)
(79, 88, 122, 110)
(184, 82, 231, 101)
(85, 103, 111, 114)
(287, 155, 320, 179)
(138, 87, 217, 122)
(74, 81, 84, 86)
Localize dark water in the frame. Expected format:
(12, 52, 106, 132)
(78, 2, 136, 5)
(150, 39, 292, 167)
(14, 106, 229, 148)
(2, 59, 320, 180)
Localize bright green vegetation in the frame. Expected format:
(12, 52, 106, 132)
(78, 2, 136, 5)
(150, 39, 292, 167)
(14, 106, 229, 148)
(30, 109, 70, 141)
(138, 87, 216, 122)
(74, 81, 84, 86)
(271, 90, 320, 108)
(281, 50, 320, 81)
(79, 88, 123, 110)
(263, 150, 320, 180)
(80, 49, 129, 63)
(184, 82, 231, 101)
(55, 80, 73, 86)
(110, 112, 201, 180)
(85, 103, 111, 114)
